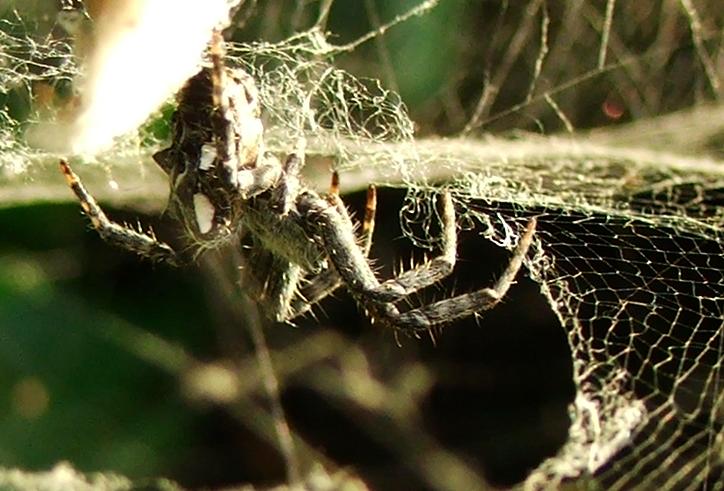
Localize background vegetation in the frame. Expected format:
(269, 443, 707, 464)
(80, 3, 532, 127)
(0, 0, 721, 489)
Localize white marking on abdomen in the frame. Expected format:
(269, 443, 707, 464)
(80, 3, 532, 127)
(193, 193, 215, 234)
(199, 143, 217, 170)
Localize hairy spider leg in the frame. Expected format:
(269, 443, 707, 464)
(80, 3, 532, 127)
(258, 253, 306, 322)
(327, 171, 377, 255)
(286, 175, 378, 320)
(297, 189, 536, 331)
(305, 191, 458, 304)
(393, 218, 536, 331)
(59, 160, 179, 265)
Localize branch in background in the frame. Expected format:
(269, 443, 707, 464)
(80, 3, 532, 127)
(1, 102, 722, 211)
(587, 102, 724, 157)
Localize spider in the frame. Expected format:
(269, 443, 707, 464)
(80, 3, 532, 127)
(60, 34, 536, 332)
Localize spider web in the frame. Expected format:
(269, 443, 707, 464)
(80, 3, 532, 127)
(0, 9, 76, 175)
(1, 1, 724, 490)
(445, 140, 724, 489)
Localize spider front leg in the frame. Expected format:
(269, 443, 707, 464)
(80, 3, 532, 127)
(394, 218, 536, 331)
(287, 181, 378, 320)
(300, 190, 458, 305)
(298, 190, 536, 331)
(59, 160, 180, 265)
(375, 192, 457, 299)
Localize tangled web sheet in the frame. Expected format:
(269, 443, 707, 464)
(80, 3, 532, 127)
(1, 1, 723, 489)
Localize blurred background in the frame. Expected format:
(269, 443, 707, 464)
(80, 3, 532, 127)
(0, 0, 721, 489)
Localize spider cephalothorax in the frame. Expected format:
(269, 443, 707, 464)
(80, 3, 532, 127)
(61, 34, 536, 331)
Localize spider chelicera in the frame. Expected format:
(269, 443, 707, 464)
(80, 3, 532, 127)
(60, 34, 536, 332)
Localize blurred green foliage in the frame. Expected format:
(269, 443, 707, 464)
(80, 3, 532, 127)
(0, 204, 208, 478)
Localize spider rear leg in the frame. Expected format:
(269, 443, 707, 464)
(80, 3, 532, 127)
(394, 218, 537, 331)
(59, 160, 179, 265)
